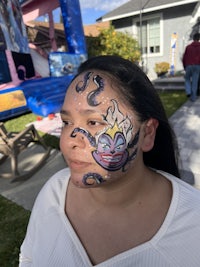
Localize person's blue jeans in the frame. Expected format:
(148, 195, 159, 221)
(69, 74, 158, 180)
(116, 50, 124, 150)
(185, 65, 200, 101)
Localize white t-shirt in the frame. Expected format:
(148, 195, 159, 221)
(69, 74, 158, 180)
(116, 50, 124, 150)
(19, 168, 200, 267)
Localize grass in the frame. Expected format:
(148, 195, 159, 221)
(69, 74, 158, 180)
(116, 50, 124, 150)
(158, 90, 187, 117)
(0, 195, 31, 267)
(0, 90, 187, 266)
(4, 112, 60, 149)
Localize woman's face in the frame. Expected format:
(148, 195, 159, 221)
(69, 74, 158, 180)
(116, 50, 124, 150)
(60, 71, 141, 188)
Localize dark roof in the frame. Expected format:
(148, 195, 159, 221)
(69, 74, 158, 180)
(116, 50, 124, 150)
(98, 0, 199, 21)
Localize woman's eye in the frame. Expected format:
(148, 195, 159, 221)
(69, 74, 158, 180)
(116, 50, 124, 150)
(62, 121, 72, 127)
(88, 120, 106, 127)
(88, 120, 98, 126)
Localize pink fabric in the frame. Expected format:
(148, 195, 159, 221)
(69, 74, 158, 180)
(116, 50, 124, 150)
(0, 81, 21, 90)
(29, 43, 48, 59)
(5, 50, 20, 85)
(22, 0, 59, 23)
(48, 12, 57, 51)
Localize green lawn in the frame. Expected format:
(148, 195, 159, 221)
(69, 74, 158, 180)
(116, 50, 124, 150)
(4, 113, 60, 149)
(0, 196, 31, 267)
(0, 90, 187, 266)
(158, 90, 187, 117)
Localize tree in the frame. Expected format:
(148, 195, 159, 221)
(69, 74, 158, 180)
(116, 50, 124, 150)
(86, 25, 141, 62)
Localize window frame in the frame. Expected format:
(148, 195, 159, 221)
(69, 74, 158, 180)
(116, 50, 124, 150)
(133, 13, 163, 57)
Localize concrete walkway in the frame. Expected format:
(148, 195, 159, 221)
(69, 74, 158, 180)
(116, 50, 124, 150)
(0, 147, 66, 210)
(0, 98, 200, 211)
(169, 98, 200, 189)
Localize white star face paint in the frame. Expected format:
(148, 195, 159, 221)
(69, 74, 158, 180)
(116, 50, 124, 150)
(60, 71, 141, 188)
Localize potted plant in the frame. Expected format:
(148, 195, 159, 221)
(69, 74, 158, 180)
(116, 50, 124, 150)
(154, 62, 170, 77)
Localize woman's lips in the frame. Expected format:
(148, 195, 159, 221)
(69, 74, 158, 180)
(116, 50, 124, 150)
(68, 160, 91, 170)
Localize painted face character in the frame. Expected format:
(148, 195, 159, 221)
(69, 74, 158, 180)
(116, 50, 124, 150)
(92, 132, 128, 171)
(91, 99, 138, 172)
(60, 71, 140, 187)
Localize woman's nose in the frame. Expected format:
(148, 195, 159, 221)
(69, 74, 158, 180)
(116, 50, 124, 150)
(69, 131, 86, 149)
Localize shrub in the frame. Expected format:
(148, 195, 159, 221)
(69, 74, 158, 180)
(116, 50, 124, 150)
(86, 25, 141, 62)
(154, 62, 170, 75)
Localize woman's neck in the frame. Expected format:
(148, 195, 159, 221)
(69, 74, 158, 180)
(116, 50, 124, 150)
(68, 164, 157, 210)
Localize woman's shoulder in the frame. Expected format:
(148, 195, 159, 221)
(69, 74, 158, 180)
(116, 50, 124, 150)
(158, 170, 200, 209)
(43, 167, 71, 190)
(32, 168, 70, 213)
(155, 170, 200, 260)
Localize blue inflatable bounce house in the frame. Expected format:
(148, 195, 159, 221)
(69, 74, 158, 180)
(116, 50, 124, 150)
(0, 0, 87, 120)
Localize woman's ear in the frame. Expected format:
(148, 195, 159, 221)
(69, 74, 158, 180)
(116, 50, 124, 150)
(141, 118, 159, 152)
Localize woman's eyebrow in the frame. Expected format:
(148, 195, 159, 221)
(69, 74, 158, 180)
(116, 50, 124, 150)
(60, 109, 102, 116)
(60, 109, 70, 115)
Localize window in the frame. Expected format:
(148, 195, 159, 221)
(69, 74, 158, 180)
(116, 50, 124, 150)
(137, 17, 160, 54)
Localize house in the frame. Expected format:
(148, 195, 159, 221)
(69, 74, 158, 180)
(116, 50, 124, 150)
(97, 0, 200, 79)
(25, 20, 110, 76)
(26, 21, 110, 55)
(84, 21, 110, 37)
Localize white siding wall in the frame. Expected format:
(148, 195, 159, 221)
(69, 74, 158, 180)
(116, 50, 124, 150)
(112, 3, 197, 80)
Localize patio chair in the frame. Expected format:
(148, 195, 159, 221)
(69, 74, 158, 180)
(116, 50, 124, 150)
(0, 122, 51, 182)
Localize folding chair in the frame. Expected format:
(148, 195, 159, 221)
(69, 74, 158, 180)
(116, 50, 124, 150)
(0, 123, 51, 181)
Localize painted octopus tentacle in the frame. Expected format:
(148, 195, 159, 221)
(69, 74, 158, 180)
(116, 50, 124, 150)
(76, 71, 93, 93)
(87, 75, 104, 106)
(83, 173, 105, 185)
(129, 148, 138, 161)
(122, 148, 138, 172)
(70, 127, 96, 147)
(128, 130, 140, 148)
(122, 130, 140, 171)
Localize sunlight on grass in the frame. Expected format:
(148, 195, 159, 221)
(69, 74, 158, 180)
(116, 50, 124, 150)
(4, 112, 60, 149)
(158, 91, 187, 117)
(4, 112, 37, 132)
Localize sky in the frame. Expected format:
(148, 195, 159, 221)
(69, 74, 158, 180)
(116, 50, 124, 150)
(52, 0, 129, 25)
(79, 0, 129, 24)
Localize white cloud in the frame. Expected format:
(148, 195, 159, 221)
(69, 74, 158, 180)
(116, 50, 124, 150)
(79, 0, 129, 12)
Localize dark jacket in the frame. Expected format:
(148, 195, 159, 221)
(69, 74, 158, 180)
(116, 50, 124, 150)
(182, 41, 200, 68)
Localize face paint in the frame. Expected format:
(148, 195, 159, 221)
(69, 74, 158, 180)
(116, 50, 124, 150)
(61, 73, 141, 188)
(71, 127, 96, 147)
(82, 172, 106, 185)
(87, 75, 104, 106)
(76, 71, 92, 93)
(68, 99, 140, 186)
(92, 132, 128, 171)
(75, 71, 104, 106)
(91, 100, 139, 173)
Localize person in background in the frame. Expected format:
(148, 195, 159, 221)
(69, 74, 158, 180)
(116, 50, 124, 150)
(183, 32, 200, 101)
(19, 56, 200, 266)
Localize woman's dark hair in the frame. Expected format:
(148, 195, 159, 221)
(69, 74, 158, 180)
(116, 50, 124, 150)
(77, 55, 180, 178)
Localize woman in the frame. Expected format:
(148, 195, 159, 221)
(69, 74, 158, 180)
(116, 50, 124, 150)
(19, 56, 200, 266)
